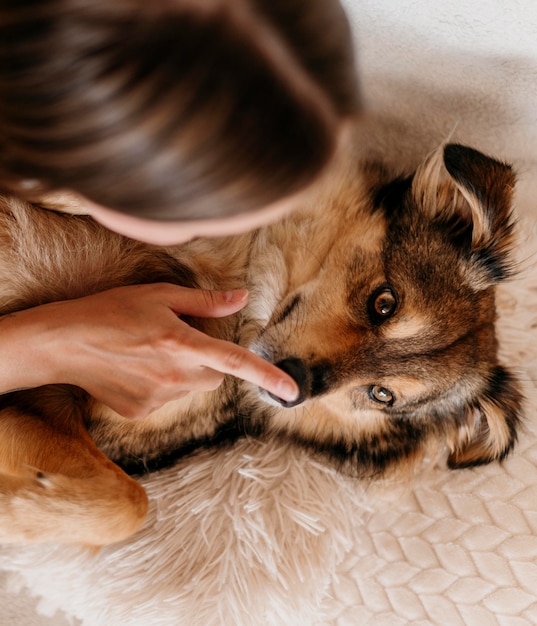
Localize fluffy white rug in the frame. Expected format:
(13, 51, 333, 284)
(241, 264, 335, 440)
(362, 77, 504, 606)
(3, 1, 537, 624)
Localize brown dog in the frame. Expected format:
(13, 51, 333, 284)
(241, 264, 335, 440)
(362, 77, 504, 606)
(0, 141, 523, 545)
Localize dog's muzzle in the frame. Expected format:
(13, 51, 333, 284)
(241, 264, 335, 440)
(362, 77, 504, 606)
(268, 357, 309, 408)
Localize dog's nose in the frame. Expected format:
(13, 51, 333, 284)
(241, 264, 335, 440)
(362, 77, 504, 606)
(268, 358, 309, 408)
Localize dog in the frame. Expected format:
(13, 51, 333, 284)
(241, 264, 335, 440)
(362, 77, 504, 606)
(0, 139, 523, 546)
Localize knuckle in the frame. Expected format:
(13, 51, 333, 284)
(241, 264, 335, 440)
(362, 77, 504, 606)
(224, 348, 246, 372)
(199, 289, 220, 310)
(144, 366, 173, 388)
(149, 328, 183, 354)
(160, 369, 187, 391)
(149, 360, 193, 393)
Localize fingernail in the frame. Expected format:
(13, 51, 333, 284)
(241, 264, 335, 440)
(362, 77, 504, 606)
(224, 289, 249, 303)
(277, 379, 300, 402)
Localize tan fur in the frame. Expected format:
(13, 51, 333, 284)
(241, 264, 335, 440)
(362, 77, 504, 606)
(0, 136, 523, 545)
(0, 390, 147, 545)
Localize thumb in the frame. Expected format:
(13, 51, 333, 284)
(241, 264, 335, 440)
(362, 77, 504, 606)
(165, 286, 250, 318)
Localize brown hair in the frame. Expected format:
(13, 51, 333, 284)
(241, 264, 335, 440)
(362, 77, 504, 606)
(0, 0, 360, 220)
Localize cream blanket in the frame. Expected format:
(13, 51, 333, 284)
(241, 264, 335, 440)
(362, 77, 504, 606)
(2, 1, 537, 624)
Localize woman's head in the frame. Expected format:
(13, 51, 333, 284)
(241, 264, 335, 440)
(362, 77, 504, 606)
(0, 0, 360, 224)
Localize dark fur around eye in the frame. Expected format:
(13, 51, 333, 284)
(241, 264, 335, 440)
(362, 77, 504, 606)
(373, 176, 413, 216)
(273, 293, 301, 325)
(367, 284, 398, 325)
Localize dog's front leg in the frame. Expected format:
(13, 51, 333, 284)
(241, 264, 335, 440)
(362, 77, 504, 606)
(0, 397, 148, 546)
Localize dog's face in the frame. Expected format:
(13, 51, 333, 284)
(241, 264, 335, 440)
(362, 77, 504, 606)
(250, 144, 522, 474)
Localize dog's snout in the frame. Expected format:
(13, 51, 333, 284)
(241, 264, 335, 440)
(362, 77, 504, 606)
(269, 358, 309, 408)
(277, 358, 309, 389)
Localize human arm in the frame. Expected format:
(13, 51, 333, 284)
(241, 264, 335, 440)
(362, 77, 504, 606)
(0, 283, 299, 419)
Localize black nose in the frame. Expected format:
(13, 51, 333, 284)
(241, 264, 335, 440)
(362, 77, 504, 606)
(268, 357, 309, 408)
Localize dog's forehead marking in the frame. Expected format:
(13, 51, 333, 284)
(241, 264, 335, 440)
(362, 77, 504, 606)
(380, 375, 430, 400)
(382, 314, 429, 340)
(353, 209, 387, 254)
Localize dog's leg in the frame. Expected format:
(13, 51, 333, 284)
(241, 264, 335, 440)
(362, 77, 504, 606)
(0, 391, 148, 546)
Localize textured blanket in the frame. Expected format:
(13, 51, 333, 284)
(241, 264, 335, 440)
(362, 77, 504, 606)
(2, 1, 537, 624)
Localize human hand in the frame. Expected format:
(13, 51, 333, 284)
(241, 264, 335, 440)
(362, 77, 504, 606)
(0, 284, 299, 419)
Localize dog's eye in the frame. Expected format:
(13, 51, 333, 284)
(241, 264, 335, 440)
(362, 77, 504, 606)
(369, 385, 395, 405)
(367, 284, 398, 324)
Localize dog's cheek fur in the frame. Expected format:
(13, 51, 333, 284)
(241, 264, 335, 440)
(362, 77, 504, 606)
(266, 400, 431, 479)
(447, 365, 523, 468)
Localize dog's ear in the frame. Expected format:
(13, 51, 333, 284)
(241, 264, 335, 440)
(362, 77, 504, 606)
(447, 365, 523, 469)
(412, 144, 517, 286)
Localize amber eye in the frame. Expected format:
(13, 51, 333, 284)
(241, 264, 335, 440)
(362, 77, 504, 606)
(368, 285, 398, 324)
(369, 385, 395, 405)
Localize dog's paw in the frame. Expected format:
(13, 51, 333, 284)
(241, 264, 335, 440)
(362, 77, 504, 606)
(0, 466, 148, 545)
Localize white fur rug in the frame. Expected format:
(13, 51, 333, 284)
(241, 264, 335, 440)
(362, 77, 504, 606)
(3, 1, 537, 624)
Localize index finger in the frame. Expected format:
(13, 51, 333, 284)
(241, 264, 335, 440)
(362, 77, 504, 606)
(197, 334, 300, 403)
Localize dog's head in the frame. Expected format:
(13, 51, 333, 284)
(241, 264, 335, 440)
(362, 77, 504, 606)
(250, 144, 523, 475)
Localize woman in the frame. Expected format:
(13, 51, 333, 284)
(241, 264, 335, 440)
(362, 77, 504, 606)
(0, 0, 360, 418)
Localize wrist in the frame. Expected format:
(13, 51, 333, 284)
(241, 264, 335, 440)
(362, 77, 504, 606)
(0, 305, 67, 392)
